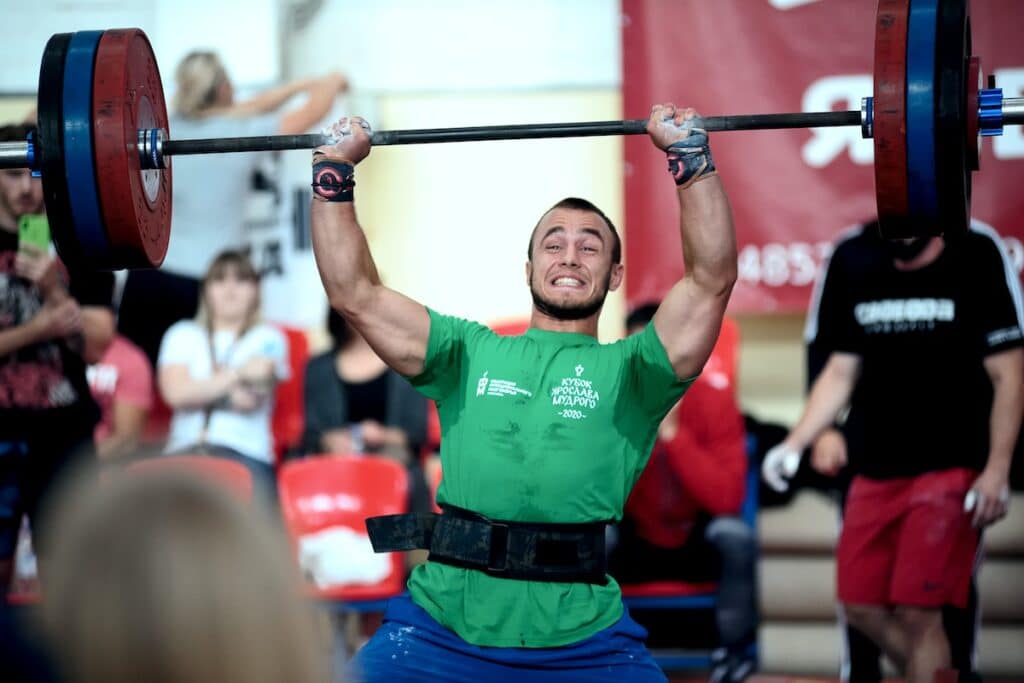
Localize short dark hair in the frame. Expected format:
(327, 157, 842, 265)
(0, 123, 35, 144)
(626, 301, 660, 331)
(527, 197, 622, 264)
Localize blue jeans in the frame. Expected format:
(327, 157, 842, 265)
(349, 593, 667, 683)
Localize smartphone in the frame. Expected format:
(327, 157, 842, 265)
(17, 214, 50, 251)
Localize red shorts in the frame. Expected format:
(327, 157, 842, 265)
(837, 468, 978, 608)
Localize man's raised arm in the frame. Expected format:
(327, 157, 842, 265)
(648, 104, 738, 380)
(310, 117, 430, 377)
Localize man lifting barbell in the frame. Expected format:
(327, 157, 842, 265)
(0, 2, 1020, 679)
(306, 103, 735, 682)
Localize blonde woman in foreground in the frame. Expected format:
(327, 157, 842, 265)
(40, 468, 331, 683)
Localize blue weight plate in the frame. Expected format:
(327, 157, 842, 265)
(905, 0, 940, 229)
(933, 0, 971, 235)
(62, 30, 113, 267)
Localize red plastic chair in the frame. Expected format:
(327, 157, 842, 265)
(125, 455, 254, 502)
(277, 455, 408, 611)
(271, 324, 310, 465)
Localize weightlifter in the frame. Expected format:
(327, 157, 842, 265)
(763, 222, 1024, 683)
(309, 103, 736, 681)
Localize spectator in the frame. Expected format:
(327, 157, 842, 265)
(119, 51, 348, 367)
(86, 334, 153, 460)
(609, 304, 757, 683)
(763, 222, 1024, 683)
(800, 222, 997, 683)
(302, 307, 430, 512)
(157, 250, 288, 503)
(40, 466, 329, 683)
(0, 123, 115, 590)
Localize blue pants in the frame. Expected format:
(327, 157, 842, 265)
(349, 593, 667, 683)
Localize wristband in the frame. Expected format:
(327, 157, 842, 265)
(666, 131, 716, 189)
(312, 153, 355, 202)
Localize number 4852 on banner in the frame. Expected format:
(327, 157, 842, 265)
(737, 242, 834, 288)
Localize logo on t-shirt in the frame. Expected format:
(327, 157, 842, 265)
(87, 364, 119, 396)
(550, 365, 602, 421)
(474, 371, 533, 399)
(854, 298, 955, 334)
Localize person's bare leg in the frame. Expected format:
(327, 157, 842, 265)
(843, 603, 907, 669)
(896, 606, 950, 683)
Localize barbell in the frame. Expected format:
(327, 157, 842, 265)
(1, 0, 1022, 271)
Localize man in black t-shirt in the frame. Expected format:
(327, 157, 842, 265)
(0, 124, 116, 591)
(762, 222, 1023, 683)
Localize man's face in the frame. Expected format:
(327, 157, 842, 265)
(0, 168, 43, 226)
(525, 208, 624, 321)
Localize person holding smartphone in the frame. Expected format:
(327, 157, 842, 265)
(0, 123, 116, 591)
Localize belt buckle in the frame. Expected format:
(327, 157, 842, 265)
(487, 521, 510, 572)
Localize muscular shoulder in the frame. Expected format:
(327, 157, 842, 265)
(427, 309, 495, 351)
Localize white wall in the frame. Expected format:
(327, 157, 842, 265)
(288, 0, 621, 94)
(267, 0, 625, 335)
(0, 0, 280, 94)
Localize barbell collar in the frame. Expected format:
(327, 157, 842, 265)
(979, 88, 1005, 136)
(861, 97, 875, 138)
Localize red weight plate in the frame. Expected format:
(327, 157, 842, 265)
(873, 0, 911, 230)
(92, 29, 171, 268)
(966, 56, 981, 171)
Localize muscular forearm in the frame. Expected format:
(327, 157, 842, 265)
(787, 360, 858, 450)
(311, 201, 382, 315)
(986, 374, 1024, 476)
(677, 175, 738, 296)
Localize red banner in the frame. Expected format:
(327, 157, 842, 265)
(622, 0, 1024, 313)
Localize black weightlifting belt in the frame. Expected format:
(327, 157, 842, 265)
(365, 505, 609, 585)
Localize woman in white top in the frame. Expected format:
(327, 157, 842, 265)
(157, 250, 289, 502)
(120, 51, 348, 368)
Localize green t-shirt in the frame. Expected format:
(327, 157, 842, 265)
(406, 309, 692, 648)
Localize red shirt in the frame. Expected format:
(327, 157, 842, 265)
(624, 361, 747, 548)
(87, 335, 154, 443)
